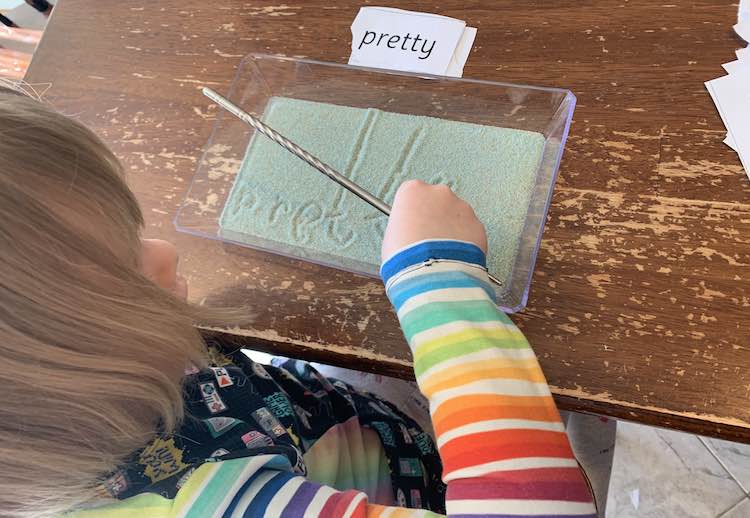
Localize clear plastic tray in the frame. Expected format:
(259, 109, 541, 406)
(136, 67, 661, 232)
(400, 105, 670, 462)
(175, 54, 575, 312)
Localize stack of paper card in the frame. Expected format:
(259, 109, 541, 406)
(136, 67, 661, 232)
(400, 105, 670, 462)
(348, 6, 477, 77)
(705, 1, 750, 180)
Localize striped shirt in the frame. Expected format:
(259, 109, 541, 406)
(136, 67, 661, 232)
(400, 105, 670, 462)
(69, 240, 595, 518)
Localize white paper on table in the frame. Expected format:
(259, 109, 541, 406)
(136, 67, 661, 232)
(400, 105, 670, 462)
(722, 60, 749, 74)
(706, 70, 750, 179)
(735, 22, 750, 42)
(705, 82, 738, 154)
(705, 83, 738, 153)
(444, 27, 477, 77)
(349, 6, 467, 75)
(740, 0, 750, 23)
(738, 47, 750, 61)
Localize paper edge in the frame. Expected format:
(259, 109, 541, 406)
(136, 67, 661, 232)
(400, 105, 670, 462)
(444, 26, 477, 77)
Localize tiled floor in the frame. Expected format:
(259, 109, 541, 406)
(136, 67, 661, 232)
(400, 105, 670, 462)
(605, 422, 750, 518)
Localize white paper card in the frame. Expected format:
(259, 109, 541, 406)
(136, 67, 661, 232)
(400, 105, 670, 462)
(705, 0, 750, 178)
(706, 83, 738, 152)
(706, 82, 734, 151)
(706, 70, 750, 179)
(722, 60, 748, 74)
(349, 7, 472, 76)
(740, 0, 750, 23)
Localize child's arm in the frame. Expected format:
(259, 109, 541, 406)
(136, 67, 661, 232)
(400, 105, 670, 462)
(381, 240, 596, 516)
(377, 180, 596, 516)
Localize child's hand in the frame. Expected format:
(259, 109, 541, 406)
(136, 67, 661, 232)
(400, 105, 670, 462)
(381, 180, 488, 261)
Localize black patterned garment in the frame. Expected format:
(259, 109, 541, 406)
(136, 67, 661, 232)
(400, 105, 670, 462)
(103, 337, 446, 513)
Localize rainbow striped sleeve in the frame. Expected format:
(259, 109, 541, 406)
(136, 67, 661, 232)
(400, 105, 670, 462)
(381, 239, 597, 518)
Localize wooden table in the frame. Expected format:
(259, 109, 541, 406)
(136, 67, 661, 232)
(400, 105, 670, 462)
(26, 1, 750, 441)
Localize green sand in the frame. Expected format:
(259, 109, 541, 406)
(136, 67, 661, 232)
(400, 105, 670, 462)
(220, 97, 545, 287)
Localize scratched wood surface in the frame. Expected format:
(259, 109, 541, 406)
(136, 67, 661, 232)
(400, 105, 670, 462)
(25, 0, 750, 441)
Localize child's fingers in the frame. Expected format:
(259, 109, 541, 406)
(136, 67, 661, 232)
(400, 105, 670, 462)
(382, 180, 487, 261)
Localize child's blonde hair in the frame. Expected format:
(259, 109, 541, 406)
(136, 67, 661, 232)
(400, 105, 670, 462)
(0, 83, 209, 517)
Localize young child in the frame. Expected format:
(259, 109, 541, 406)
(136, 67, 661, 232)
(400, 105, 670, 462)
(0, 82, 596, 518)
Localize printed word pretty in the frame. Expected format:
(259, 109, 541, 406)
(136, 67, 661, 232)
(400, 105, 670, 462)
(358, 32, 436, 60)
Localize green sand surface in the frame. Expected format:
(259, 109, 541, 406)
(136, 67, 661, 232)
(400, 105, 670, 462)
(220, 97, 545, 286)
